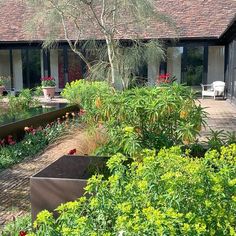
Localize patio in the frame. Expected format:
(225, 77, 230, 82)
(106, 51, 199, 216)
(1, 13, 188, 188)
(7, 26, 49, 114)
(199, 99, 236, 137)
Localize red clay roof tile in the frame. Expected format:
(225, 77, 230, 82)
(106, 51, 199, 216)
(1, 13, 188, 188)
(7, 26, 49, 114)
(0, 0, 235, 42)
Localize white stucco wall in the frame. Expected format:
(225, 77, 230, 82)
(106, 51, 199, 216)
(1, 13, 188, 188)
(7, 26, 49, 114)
(50, 49, 59, 91)
(167, 47, 182, 83)
(147, 59, 160, 86)
(207, 46, 225, 84)
(13, 50, 23, 91)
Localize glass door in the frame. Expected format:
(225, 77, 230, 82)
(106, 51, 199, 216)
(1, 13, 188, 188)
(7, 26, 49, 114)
(22, 49, 41, 88)
(182, 46, 204, 86)
(58, 48, 83, 89)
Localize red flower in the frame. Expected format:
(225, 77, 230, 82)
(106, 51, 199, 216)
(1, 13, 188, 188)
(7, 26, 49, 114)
(157, 73, 173, 84)
(79, 109, 86, 116)
(68, 149, 76, 155)
(41, 76, 55, 81)
(166, 73, 170, 78)
(19, 231, 27, 236)
(5, 135, 16, 145)
(9, 141, 16, 145)
(159, 74, 165, 79)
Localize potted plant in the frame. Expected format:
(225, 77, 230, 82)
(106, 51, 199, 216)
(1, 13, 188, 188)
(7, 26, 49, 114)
(0, 76, 10, 95)
(41, 76, 56, 99)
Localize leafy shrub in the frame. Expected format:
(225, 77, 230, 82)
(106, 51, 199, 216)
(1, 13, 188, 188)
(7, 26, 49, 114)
(83, 83, 207, 155)
(61, 80, 113, 107)
(206, 129, 236, 151)
(33, 86, 43, 97)
(63, 82, 206, 153)
(30, 145, 236, 235)
(7, 89, 39, 112)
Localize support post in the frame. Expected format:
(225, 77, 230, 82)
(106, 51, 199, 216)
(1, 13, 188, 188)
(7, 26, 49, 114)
(9, 49, 14, 90)
(203, 46, 208, 84)
(63, 46, 68, 85)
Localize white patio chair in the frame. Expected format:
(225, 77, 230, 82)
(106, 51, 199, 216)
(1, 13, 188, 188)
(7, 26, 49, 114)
(201, 81, 225, 99)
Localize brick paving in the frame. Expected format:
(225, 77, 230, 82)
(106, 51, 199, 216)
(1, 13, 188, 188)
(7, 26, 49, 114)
(1, 99, 236, 229)
(198, 99, 236, 138)
(0, 127, 90, 229)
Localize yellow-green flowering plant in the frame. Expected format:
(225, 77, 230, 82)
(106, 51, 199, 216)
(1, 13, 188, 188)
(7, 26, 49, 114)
(31, 145, 236, 235)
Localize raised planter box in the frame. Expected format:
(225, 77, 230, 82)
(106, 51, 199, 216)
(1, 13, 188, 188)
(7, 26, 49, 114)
(0, 103, 79, 139)
(30, 155, 108, 221)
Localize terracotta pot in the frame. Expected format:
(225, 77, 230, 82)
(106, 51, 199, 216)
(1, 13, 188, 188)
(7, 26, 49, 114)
(42, 87, 55, 99)
(0, 86, 4, 95)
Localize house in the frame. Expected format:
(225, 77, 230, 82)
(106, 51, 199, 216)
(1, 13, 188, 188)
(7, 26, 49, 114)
(0, 0, 235, 98)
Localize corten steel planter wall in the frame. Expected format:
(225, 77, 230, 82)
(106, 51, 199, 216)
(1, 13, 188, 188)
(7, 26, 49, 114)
(0, 104, 79, 139)
(30, 155, 108, 221)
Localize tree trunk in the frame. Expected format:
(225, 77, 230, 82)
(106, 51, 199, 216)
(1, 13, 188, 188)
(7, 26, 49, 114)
(105, 36, 116, 88)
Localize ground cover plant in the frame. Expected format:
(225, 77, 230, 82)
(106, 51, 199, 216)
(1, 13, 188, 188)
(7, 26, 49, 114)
(8, 144, 235, 236)
(0, 114, 78, 171)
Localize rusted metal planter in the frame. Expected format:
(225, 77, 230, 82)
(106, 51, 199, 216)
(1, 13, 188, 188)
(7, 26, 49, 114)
(30, 155, 108, 221)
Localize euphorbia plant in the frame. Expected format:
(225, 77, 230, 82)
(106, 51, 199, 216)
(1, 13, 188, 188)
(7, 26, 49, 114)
(32, 146, 236, 235)
(41, 76, 56, 87)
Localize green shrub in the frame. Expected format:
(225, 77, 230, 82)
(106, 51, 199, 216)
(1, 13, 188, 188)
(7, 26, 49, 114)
(33, 86, 43, 97)
(31, 145, 236, 235)
(8, 89, 40, 113)
(84, 83, 207, 155)
(61, 80, 113, 107)
(206, 130, 236, 151)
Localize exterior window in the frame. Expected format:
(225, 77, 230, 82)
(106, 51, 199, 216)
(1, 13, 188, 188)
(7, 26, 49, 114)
(58, 48, 83, 89)
(182, 46, 204, 86)
(167, 47, 183, 83)
(22, 49, 41, 88)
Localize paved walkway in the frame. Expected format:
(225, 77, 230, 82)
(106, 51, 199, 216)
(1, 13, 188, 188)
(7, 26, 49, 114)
(1, 99, 236, 229)
(198, 99, 236, 137)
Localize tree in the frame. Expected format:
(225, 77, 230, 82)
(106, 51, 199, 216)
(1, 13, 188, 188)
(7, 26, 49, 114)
(26, 0, 174, 89)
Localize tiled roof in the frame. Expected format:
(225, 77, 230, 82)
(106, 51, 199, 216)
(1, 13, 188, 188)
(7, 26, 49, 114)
(0, 0, 235, 42)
